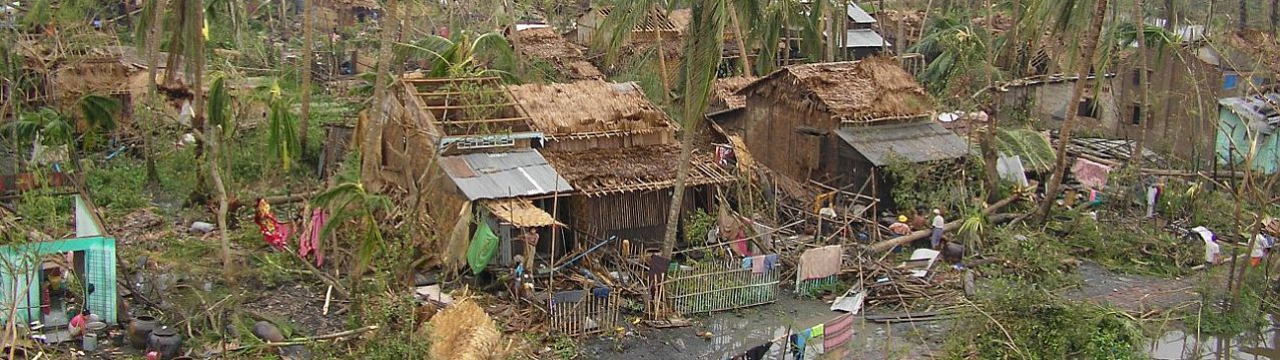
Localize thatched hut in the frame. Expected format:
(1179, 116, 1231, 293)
(510, 80, 733, 246)
(737, 58, 965, 204)
(508, 80, 674, 150)
(510, 27, 604, 80)
(706, 76, 757, 136)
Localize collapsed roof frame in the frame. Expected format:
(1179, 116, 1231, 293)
(401, 77, 544, 151)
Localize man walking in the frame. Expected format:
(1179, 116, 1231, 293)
(931, 209, 945, 249)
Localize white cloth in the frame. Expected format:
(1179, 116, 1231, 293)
(178, 100, 194, 127)
(1252, 234, 1268, 258)
(819, 207, 837, 218)
(932, 215, 945, 229)
(1146, 186, 1159, 217)
(1193, 227, 1219, 263)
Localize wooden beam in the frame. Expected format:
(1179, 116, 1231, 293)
(416, 89, 507, 97)
(438, 116, 532, 125)
(423, 102, 519, 110)
(404, 76, 502, 83)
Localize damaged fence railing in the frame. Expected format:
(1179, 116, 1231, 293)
(547, 288, 622, 337)
(656, 257, 779, 316)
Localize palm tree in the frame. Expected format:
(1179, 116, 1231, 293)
(74, 94, 122, 150)
(135, 0, 166, 184)
(299, 0, 314, 158)
(1034, 0, 1111, 220)
(394, 32, 519, 79)
(666, 0, 727, 259)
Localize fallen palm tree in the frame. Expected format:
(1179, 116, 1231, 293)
(867, 194, 1023, 253)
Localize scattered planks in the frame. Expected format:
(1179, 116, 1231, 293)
(866, 194, 1023, 253)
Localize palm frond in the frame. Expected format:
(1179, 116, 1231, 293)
(76, 94, 121, 133)
(207, 75, 235, 139)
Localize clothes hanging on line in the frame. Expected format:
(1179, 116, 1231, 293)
(798, 245, 842, 280)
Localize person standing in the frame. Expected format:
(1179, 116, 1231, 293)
(1146, 177, 1164, 218)
(930, 209, 946, 249)
(1251, 233, 1270, 267)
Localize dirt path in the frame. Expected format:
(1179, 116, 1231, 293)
(1068, 261, 1201, 315)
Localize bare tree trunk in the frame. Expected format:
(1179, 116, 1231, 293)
(1035, 0, 1110, 220)
(362, 0, 399, 179)
(1240, 0, 1248, 31)
(727, 1, 752, 75)
(825, 0, 835, 62)
(661, 129, 695, 259)
(1272, 0, 1278, 34)
(163, 1, 185, 86)
(184, 1, 228, 278)
(143, 0, 166, 185)
(981, 0, 1000, 204)
(1130, 0, 1151, 165)
(300, 0, 313, 158)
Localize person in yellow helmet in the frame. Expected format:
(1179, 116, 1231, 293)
(888, 215, 913, 253)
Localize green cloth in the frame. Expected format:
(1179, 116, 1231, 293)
(467, 220, 500, 275)
(810, 323, 824, 338)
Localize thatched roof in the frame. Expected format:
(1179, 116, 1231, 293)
(737, 58, 933, 123)
(508, 80, 675, 138)
(711, 76, 757, 113)
(542, 144, 733, 195)
(513, 27, 604, 80)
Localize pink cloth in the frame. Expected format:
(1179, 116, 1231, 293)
(299, 209, 327, 267)
(1071, 158, 1112, 190)
(799, 245, 842, 280)
(732, 234, 752, 257)
(824, 313, 854, 349)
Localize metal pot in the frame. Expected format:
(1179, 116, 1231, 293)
(127, 315, 159, 350)
(147, 326, 183, 360)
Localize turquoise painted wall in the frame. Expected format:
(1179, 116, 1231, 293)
(0, 237, 118, 325)
(1217, 107, 1280, 174)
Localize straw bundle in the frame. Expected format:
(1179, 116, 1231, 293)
(712, 76, 757, 111)
(428, 299, 504, 360)
(509, 81, 673, 135)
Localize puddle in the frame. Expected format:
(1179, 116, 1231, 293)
(582, 295, 941, 359)
(1148, 315, 1280, 359)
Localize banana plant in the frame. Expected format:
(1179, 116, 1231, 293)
(254, 78, 301, 171)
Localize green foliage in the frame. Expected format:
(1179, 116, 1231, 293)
(1186, 268, 1273, 336)
(683, 209, 715, 246)
(551, 334, 580, 360)
(993, 128, 1056, 173)
(83, 160, 149, 214)
(252, 251, 307, 288)
(1053, 211, 1197, 277)
(883, 154, 985, 212)
(207, 75, 235, 139)
(984, 226, 1080, 288)
(943, 279, 1144, 360)
(395, 32, 519, 81)
(4, 108, 72, 147)
(313, 181, 392, 274)
(911, 11, 1005, 98)
(348, 291, 432, 359)
(258, 78, 301, 171)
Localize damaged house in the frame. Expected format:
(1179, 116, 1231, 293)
(571, 6, 680, 46)
(508, 80, 734, 248)
(508, 26, 605, 81)
(737, 59, 966, 206)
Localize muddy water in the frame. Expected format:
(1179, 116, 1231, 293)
(582, 295, 942, 359)
(1148, 315, 1280, 359)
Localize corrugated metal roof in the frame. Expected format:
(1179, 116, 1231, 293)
(835, 122, 969, 166)
(843, 29, 888, 48)
(441, 149, 573, 200)
(847, 3, 876, 24)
